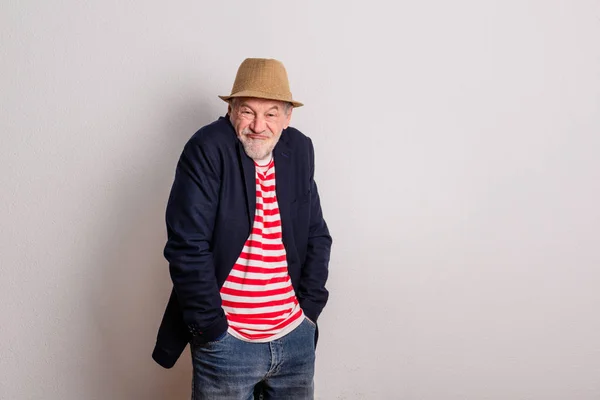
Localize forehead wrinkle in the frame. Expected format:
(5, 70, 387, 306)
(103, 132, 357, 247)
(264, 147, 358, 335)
(239, 99, 282, 113)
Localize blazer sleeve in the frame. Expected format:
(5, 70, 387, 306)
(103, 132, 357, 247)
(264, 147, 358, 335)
(163, 137, 228, 343)
(298, 138, 333, 323)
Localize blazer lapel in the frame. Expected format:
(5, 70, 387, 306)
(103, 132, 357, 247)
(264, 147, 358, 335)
(238, 142, 256, 231)
(273, 135, 293, 245)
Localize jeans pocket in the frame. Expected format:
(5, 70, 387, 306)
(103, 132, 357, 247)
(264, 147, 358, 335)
(304, 316, 317, 328)
(193, 331, 229, 349)
(208, 331, 229, 344)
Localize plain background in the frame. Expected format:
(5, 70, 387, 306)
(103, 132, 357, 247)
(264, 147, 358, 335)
(1, 1, 599, 399)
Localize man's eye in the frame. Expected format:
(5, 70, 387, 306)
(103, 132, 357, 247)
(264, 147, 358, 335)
(267, 113, 276, 117)
(242, 110, 252, 114)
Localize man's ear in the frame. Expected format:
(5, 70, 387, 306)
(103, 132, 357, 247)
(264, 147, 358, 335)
(284, 107, 293, 129)
(227, 104, 232, 115)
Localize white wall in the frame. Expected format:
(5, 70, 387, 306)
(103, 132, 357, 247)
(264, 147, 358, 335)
(1, 1, 599, 399)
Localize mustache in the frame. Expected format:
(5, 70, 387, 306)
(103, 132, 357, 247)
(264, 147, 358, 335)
(242, 128, 271, 136)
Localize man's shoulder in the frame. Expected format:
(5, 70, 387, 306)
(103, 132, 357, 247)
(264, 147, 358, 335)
(187, 116, 236, 148)
(281, 126, 312, 149)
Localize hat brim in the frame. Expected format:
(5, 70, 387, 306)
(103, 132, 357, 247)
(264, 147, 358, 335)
(219, 90, 303, 108)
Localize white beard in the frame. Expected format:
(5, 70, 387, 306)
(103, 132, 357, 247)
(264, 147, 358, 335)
(239, 128, 280, 162)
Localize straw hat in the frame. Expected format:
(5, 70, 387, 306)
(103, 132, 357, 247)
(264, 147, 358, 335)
(219, 58, 303, 107)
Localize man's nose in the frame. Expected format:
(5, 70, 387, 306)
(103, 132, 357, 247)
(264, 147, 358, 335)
(250, 115, 266, 133)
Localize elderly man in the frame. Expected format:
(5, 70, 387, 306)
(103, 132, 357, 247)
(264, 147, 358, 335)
(153, 58, 332, 399)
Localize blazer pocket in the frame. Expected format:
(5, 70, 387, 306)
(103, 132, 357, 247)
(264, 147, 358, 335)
(292, 189, 311, 205)
(291, 190, 311, 221)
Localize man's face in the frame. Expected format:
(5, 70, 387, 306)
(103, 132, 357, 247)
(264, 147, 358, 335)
(229, 97, 292, 163)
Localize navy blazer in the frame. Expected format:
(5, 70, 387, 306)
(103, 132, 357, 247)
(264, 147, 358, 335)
(152, 116, 332, 369)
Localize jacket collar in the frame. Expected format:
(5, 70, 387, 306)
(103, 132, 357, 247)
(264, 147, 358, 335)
(273, 132, 292, 215)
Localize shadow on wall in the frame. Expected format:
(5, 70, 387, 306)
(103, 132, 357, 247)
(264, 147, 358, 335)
(87, 97, 216, 399)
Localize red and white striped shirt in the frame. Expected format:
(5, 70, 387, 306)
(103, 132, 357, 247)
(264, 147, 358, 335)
(220, 158, 304, 342)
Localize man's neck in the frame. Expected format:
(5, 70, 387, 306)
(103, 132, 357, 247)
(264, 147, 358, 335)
(253, 154, 273, 167)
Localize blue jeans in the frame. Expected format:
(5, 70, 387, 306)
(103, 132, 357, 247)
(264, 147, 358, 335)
(190, 317, 316, 400)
